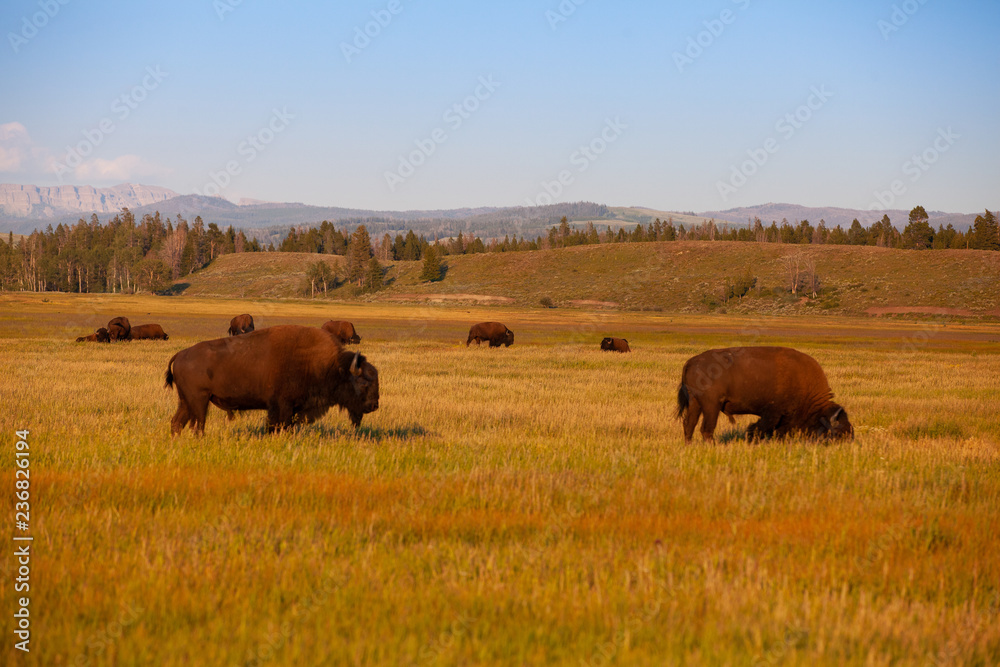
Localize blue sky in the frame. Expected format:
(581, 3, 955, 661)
(1, 0, 997, 213)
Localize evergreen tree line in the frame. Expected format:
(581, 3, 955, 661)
(0, 208, 261, 293)
(2, 205, 996, 294)
(542, 207, 1000, 251)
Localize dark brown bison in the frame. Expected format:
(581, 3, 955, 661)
(107, 317, 131, 342)
(601, 337, 630, 353)
(76, 327, 110, 343)
(676, 346, 853, 443)
(165, 325, 379, 435)
(228, 314, 254, 336)
(322, 320, 361, 344)
(466, 322, 514, 347)
(129, 323, 169, 340)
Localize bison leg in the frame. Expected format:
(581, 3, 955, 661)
(748, 413, 781, 441)
(682, 396, 703, 443)
(699, 402, 722, 442)
(170, 400, 192, 435)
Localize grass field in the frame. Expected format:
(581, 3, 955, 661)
(1, 293, 999, 665)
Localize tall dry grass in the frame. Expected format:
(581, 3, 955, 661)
(1, 294, 998, 665)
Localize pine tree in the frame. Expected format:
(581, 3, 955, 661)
(420, 245, 442, 282)
(347, 225, 372, 285)
(364, 257, 384, 292)
(971, 210, 1000, 250)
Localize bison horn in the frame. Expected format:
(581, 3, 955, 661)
(350, 352, 361, 377)
(831, 406, 843, 422)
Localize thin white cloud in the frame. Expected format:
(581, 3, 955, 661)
(0, 122, 35, 172)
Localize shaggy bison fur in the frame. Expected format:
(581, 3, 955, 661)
(601, 337, 630, 353)
(228, 314, 255, 336)
(322, 320, 361, 344)
(165, 325, 379, 435)
(676, 346, 853, 442)
(466, 322, 514, 347)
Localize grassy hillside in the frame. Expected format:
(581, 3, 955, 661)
(173, 242, 1000, 316)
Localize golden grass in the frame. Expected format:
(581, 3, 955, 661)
(1, 293, 998, 665)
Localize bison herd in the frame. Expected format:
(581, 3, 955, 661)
(76, 311, 854, 443)
(75, 316, 168, 343)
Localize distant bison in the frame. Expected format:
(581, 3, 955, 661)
(228, 314, 254, 336)
(322, 320, 361, 344)
(601, 337, 630, 353)
(165, 325, 379, 435)
(129, 323, 169, 340)
(466, 322, 514, 347)
(676, 346, 853, 443)
(76, 327, 110, 343)
(107, 317, 131, 342)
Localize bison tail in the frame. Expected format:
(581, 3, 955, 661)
(165, 353, 177, 389)
(676, 383, 689, 419)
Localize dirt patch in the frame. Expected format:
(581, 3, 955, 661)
(865, 306, 975, 316)
(386, 293, 515, 304)
(568, 300, 619, 308)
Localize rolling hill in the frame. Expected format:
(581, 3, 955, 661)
(172, 241, 1000, 317)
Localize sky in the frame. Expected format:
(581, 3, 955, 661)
(1, 0, 998, 214)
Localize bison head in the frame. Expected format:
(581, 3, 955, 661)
(813, 404, 854, 440)
(503, 328, 514, 347)
(600, 337, 613, 350)
(332, 351, 379, 427)
(95, 327, 110, 343)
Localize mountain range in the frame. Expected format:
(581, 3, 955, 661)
(0, 183, 988, 239)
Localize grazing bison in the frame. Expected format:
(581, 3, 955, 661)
(466, 322, 514, 347)
(601, 337, 631, 353)
(228, 314, 255, 336)
(76, 327, 110, 343)
(107, 317, 131, 342)
(676, 346, 853, 443)
(322, 320, 361, 344)
(129, 323, 169, 340)
(165, 325, 379, 435)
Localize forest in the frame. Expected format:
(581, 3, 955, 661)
(1, 205, 996, 294)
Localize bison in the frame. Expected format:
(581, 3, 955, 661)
(601, 337, 630, 353)
(129, 323, 169, 340)
(165, 325, 379, 435)
(322, 320, 361, 344)
(676, 346, 853, 443)
(466, 322, 514, 347)
(76, 327, 110, 343)
(107, 317, 131, 342)
(228, 314, 255, 336)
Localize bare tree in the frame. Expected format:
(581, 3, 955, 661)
(781, 254, 802, 295)
(162, 226, 187, 279)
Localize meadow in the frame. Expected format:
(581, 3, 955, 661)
(1, 293, 998, 665)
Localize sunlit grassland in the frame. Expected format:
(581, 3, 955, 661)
(1, 293, 998, 665)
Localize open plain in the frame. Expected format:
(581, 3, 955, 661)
(1, 292, 998, 665)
